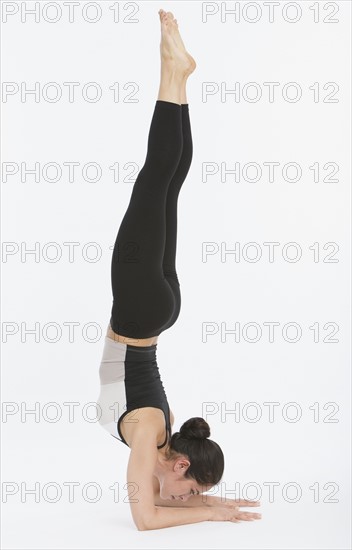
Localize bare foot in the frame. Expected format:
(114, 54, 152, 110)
(158, 9, 196, 77)
(160, 10, 195, 63)
(170, 17, 197, 76)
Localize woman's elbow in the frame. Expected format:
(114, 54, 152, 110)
(134, 512, 156, 531)
(136, 519, 153, 531)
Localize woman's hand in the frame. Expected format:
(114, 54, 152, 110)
(208, 497, 262, 522)
(210, 499, 262, 523)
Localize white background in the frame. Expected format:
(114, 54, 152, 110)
(1, 1, 351, 548)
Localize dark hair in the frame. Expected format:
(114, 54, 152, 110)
(166, 417, 224, 486)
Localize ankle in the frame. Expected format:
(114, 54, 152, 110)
(161, 61, 188, 82)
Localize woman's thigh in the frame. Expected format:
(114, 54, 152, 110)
(110, 271, 176, 338)
(110, 198, 176, 338)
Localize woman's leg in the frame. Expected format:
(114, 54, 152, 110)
(161, 101, 193, 331)
(109, 10, 196, 339)
(110, 100, 183, 339)
(161, 23, 195, 330)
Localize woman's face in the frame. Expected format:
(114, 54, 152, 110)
(158, 461, 213, 501)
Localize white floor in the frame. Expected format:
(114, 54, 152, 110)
(2, 502, 351, 550)
(2, 430, 350, 550)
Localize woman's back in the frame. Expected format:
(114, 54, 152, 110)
(97, 333, 173, 449)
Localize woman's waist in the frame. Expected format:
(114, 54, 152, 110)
(106, 323, 158, 348)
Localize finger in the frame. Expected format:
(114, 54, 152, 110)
(224, 499, 261, 508)
(236, 499, 261, 507)
(236, 512, 262, 521)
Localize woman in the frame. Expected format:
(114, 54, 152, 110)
(97, 9, 262, 530)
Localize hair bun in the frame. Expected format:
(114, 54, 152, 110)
(179, 417, 210, 440)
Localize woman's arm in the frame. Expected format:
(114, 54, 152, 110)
(154, 493, 261, 509)
(154, 493, 213, 507)
(151, 505, 212, 529)
(150, 501, 261, 530)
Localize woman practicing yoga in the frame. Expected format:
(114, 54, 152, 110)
(97, 9, 262, 530)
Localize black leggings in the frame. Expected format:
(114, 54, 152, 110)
(109, 100, 193, 339)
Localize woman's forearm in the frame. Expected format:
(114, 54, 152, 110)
(141, 504, 212, 530)
(154, 493, 215, 508)
(154, 494, 260, 509)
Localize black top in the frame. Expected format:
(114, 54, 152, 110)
(116, 343, 172, 449)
